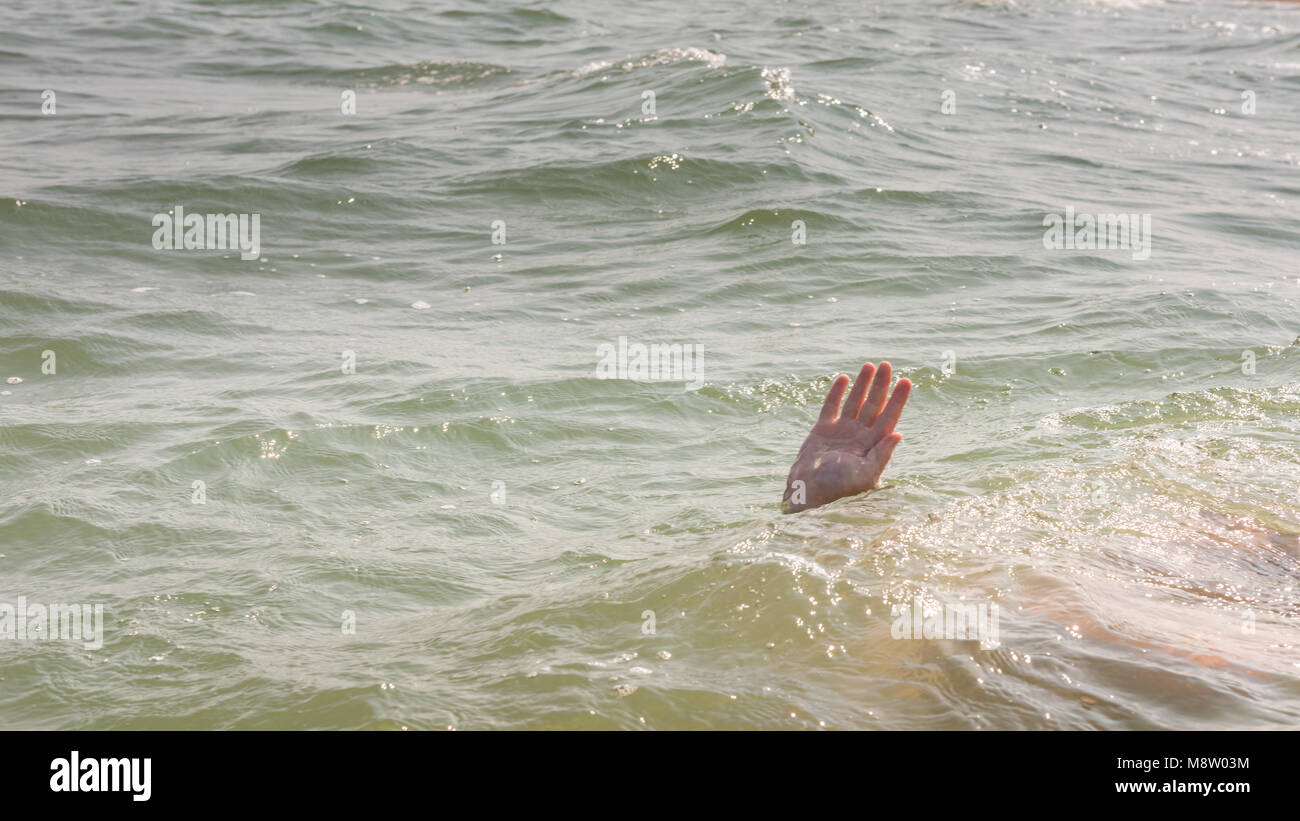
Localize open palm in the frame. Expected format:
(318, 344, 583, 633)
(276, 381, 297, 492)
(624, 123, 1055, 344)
(781, 361, 911, 513)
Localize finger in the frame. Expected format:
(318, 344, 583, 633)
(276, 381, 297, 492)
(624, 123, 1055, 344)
(870, 377, 911, 435)
(864, 432, 903, 485)
(818, 374, 850, 422)
(859, 360, 892, 426)
(842, 363, 876, 420)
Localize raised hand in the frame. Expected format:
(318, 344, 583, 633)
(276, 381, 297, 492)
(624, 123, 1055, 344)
(781, 361, 911, 513)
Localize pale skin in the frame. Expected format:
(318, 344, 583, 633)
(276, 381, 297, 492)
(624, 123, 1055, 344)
(781, 362, 912, 513)
(781, 364, 1278, 670)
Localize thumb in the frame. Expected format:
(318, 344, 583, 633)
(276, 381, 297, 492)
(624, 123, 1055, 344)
(865, 432, 902, 485)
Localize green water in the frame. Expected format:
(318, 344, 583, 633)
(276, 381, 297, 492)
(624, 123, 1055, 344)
(1, 0, 1298, 729)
